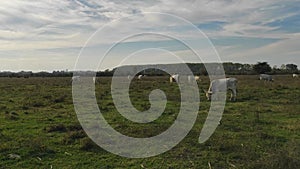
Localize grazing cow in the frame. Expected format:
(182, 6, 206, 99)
(204, 78, 238, 101)
(188, 75, 201, 83)
(71, 76, 80, 82)
(293, 74, 298, 78)
(170, 74, 179, 83)
(259, 74, 273, 81)
(138, 75, 143, 80)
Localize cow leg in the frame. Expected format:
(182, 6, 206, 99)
(231, 89, 237, 101)
(229, 89, 237, 101)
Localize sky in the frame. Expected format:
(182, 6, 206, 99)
(0, 0, 299, 72)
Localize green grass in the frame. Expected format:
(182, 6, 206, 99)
(0, 75, 299, 168)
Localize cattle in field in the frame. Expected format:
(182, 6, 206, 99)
(188, 75, 200, 83)
(93, 77, 96, 83)
(137, 75, 143, 80)
(293, 74, 298, 78)
(259, 74, 273, 82)
(170, 74, 179, 83)
(204, 78, 238, 101)
(71, 76, 80, 82)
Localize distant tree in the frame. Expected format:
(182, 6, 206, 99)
(286, 64, 298, 72)
(200, 67, 208, 76)
(271, 65, 281, 74)
(243, 64, 252, 70)
(280, 64, 286, 70)
(253, 62, 272, 74)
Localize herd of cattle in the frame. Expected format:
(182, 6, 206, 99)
(72, 73, 298, 101)
(169, 73, 297, 101)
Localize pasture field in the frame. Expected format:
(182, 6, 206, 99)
(0, 75, 299, 168)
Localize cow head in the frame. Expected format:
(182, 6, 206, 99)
(203, 89, 212, 101)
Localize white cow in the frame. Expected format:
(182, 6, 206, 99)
(188, 75, 201, 83)
(71, 76, 80, 82)
(259, 74, 273, 81)
(93, 77, 96, 83)
(293, 74, 298, 78)
(137, 75, 143, 80)
(204, 78, 238, 101)
(170, 74, 179, 83)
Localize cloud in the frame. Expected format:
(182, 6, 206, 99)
(221, 33, 300, 65)
(0, 0, 299, 71)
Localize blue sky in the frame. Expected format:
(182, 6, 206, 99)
(0, 0, 299, 71)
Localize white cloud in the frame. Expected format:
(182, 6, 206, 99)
(0, 0, 299, 71)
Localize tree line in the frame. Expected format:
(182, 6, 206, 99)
(0, 62, 298, 77)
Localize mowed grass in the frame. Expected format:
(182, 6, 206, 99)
(0, 75, 299, 168)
